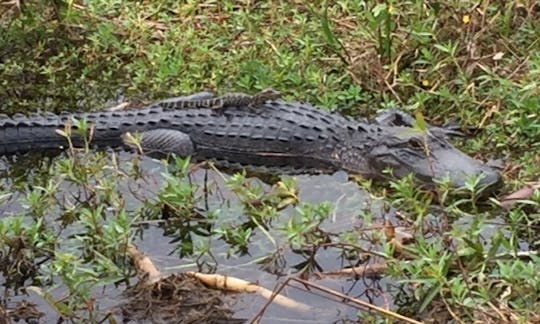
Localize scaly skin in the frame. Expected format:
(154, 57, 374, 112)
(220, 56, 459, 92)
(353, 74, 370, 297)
(0, 97, 502, 189)
(157, 89, 282, 110)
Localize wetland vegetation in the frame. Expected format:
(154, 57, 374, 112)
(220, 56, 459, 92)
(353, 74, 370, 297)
(0, 1, 539, 323)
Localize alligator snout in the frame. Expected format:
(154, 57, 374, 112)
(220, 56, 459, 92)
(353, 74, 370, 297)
(366, 127, 504, 192)
(430, 148, 503, 190)
(468, 166, 503, 190)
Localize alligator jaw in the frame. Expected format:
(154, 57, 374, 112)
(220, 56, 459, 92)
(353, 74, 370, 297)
(359, 126, 503, 191)
(429, 148, 503, 191)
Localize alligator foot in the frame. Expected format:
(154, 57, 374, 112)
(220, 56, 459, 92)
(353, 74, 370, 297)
(375, 108, 465, 137)
(122, 129, 194, 158)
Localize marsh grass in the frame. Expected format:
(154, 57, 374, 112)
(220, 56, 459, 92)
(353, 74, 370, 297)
(0, 1, 539, 323)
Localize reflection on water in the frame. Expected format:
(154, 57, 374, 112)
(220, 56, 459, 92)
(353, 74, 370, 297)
(0, 151, 393, 323)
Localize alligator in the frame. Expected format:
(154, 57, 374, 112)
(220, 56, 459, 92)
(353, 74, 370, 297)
(0, 91, 502, 189)
(157, 88, 282, 110)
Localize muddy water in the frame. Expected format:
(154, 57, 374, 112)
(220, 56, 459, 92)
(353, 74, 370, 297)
(0, 153, 391, 323)
(157, 168, 389, 323)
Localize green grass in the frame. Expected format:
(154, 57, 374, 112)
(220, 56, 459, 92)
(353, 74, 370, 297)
(0, 0, 539, 323)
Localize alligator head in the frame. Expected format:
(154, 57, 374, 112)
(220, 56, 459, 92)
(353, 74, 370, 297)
(342, 125, 502, 190)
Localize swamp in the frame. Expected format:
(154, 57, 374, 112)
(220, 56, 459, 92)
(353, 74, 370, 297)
(0, 1, 539, 323)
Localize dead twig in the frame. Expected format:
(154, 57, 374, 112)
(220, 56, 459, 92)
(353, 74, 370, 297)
(127, 244, 310, 312)
(251, 277, 423, 324)
(126, 244, 161, 282)
(293, 278, 422, 323)
(321, 262, 388, 278)
(186, 272, 311, 312)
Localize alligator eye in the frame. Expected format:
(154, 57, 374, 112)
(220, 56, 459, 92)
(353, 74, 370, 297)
(408, 138, 424, 150)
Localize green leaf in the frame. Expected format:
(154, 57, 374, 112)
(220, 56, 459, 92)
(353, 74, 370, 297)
(413, 111, 428, 131)
(27, 286, 73, 317)
(320, 7, 338, 48)
(372, 3, 387, 17)
(434, 43, 451, 54)
(418, 283, 440, 313)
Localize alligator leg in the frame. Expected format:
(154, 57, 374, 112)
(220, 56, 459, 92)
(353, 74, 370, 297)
(122, 129, 195, 158)
(375, 108, 465, 137)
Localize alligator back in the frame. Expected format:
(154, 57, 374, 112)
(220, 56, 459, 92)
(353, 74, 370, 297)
(175, 101, 355, 171)
(0, 101, 357, 172)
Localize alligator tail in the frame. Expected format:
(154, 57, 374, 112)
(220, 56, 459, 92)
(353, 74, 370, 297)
(0, 112, 127, 155)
